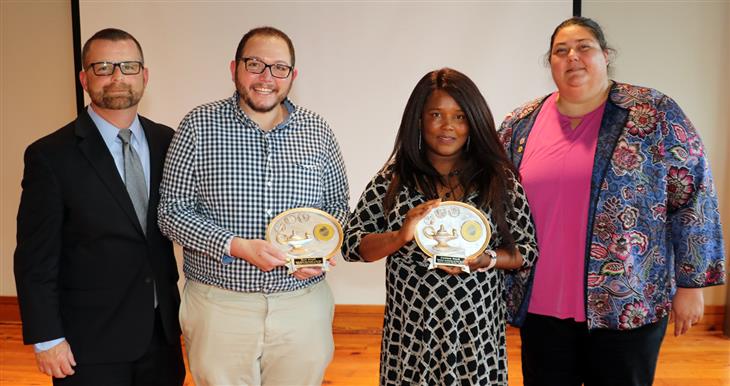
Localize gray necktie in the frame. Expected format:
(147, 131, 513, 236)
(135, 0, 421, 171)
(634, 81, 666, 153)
(118, 129, 148, 234)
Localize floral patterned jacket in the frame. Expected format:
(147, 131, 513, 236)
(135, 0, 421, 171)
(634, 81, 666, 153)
(499, 82, 726, 330)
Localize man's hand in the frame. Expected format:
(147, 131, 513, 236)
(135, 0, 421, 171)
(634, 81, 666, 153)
(292, 257, 338, 280)
(230, 238, 288, 271)
(35, 340, 76, 378)
(671, 287, 704, 337)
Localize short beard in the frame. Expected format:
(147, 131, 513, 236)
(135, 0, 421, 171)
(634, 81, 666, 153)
(234, 71, 291, 113)
(240, 92, 280, 113)
(90, 85, 143, 110)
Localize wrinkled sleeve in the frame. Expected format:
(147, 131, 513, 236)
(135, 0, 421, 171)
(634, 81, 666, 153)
(157, 115, 235, 260)
(14, 145, 65, 344)
(341, 171, 390, 262)
(321, 126, 350, 226)
(659, 96, 726, 288)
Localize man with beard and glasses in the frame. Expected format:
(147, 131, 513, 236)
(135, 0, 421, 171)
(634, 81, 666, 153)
(14, 28, 185, 386)
(158, 26, 349, 386)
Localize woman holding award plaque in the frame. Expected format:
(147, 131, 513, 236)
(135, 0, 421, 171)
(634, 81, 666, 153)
(342, 68, 538, 385)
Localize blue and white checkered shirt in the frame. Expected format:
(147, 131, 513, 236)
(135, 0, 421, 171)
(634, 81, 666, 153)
(158, 93, 349, 293)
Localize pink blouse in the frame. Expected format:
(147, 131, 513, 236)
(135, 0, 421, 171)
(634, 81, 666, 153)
(519, 92, 605, 321)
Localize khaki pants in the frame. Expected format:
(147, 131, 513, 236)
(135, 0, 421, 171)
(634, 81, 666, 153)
(180, 280, 335, 386)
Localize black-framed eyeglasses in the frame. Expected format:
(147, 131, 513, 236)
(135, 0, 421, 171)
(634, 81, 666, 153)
(86, 61, 144, 76)
(239, 57, 293, 79)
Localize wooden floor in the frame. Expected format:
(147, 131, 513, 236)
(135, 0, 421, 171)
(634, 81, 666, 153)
(1, 309, 729, 386)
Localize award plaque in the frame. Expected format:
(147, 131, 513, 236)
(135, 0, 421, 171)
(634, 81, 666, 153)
(414, 201, 491, 273)
(266, 208, 343, 274)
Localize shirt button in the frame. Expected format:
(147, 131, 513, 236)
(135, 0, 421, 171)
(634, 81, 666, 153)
(266, 181, 273, 187)
(266, 209, 272, 216)
(144, 277, 152, 284)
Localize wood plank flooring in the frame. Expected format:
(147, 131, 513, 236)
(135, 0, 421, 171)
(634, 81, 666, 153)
(1, 308, 728, 385)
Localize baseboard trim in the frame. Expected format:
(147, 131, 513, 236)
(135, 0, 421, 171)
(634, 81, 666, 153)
(0, 296, 20, 323)
(702, 305, 726, 332)
(333, 305, 385, 334)
(1, 297, 725, 333)
(332, 304, 728, 334)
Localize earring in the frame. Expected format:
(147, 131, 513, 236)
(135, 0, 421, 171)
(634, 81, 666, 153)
(418, 131, 422, 151)
(466, 136, 471, 152)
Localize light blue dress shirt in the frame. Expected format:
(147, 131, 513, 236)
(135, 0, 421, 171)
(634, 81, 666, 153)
(88, 105, 151, 193)
(34, 106, 151, 353)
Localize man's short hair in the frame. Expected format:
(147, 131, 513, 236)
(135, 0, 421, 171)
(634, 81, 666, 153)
(235, 26, 296, 67)
(81, 28, 144, 68)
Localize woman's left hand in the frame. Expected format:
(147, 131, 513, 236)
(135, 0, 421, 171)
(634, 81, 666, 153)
(671, 287, 704, 336)
(464, 252, 492, 272)
(437, 252, 492, 275)
(436, 265, 465, 275)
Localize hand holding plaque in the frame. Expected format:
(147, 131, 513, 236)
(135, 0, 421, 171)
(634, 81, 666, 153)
(414, 201, 491, 273)
(266, 208, 343, 274)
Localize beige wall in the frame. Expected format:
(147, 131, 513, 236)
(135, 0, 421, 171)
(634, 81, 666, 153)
(0, 1, 76, 295)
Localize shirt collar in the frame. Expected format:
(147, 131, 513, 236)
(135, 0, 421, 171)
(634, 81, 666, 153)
(87, 105, 144, 145)
(228, 92, 297, 132)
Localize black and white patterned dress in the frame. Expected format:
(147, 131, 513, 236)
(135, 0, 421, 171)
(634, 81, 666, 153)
(342, 169, 537, 386)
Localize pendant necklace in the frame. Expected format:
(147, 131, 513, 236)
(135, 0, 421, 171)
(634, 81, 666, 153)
(440, 169, 461, 200)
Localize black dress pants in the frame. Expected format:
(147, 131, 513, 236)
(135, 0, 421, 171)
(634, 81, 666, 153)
(53, 310, 185, 386)
(520, 313, 668, 386)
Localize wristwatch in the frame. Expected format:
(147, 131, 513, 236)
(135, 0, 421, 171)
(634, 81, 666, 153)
(478, 249, 498, 272)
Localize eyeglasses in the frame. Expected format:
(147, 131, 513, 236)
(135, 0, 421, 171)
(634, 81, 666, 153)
(86, 61, 143, 76)
(239, 57, 293, 79)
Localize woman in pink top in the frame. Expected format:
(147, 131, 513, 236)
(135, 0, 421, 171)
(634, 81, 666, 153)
(499, 17, 725, 386)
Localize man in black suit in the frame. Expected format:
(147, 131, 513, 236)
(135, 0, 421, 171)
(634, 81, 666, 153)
(13, 28, 185, 386)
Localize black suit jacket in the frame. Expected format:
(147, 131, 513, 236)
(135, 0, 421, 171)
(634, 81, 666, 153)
(14, 110, 181, 364)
